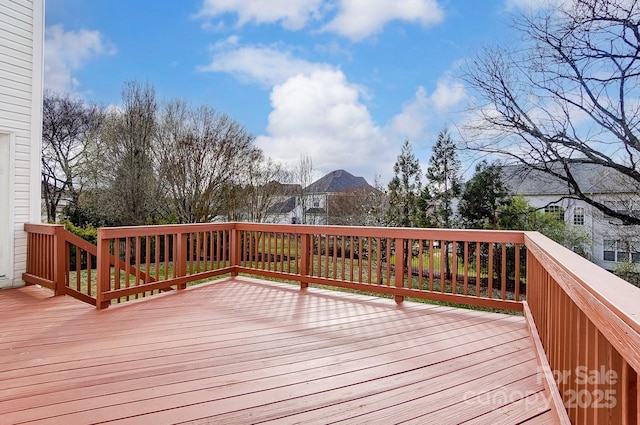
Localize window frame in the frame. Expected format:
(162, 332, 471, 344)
(573, 206, 585, 225)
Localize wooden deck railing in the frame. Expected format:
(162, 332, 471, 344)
(23, 224, 159, 306)
(525, 231, 640, 425)
(24, 224, 100, 304)
(95, 223, 233, 308)
(23, 222, 640, 423)
(234, 224, 525, 311)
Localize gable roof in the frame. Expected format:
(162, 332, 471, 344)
(304, 169, 374, 194)
(266, 196, 296, 214)
(502, 162, 640, 196)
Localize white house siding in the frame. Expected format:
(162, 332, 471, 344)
(0, 0, 44, 288)
(520, 192, 640, 271)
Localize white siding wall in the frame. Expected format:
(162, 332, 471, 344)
(0, 0, 44, 288)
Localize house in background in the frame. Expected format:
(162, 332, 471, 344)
(267, 169, 376, 225)
(504, 163, 640, 271)
(0, 0, 44, 289)
(263, 182, 301, 224)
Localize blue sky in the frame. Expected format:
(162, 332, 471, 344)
(44, 0, 544, 183)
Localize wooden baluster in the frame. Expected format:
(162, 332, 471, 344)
(300, 233, 310, 289)
(514, 244, 521, 301)
(154, 234, 160, 280)
(394, 237, 404, 304)
(501, 242, 507, 300)
(367, 237, 373, 285)
(135, 237, 142, 296)
(418, 239, 424, 290)
(463, 241, 469, 296)
(349, 235, 355, 282)
(54, 225, 66, 296)
(87, 253, 93, 297)
(125, 237, 131, 300)
(451, 241, 457, 294)
(476, 241, 481, 297)
(440, 240, 445, 293)
(487, 243, 493, 299)
(407, 238, 413, 289)
(429, 240, 434, 291)
(385, 238, 391, 286)
(96, 230, 110, 309)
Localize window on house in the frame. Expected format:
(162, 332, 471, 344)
(544, 205, 565, 221)
(573, 207, 585, 225)
(618, 241, 630, 262)
(603, 239, 616, 261)
(603, 240, 640, 263)
(632, 241, 640, 263)
(313, 200, 320, 208)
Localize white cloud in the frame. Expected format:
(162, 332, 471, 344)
(255, 70, 393, 180)
(196, 0, 445, 41)
(199, 42, 466, 182)
(196, 0, 326, 30)
(324, 0, 445, 41)
(197, 44, 331, 86)
(390, 86, 429, 139)
(44, 24, 116, 93)
(430, 78, 466, 113)
(390, 78, 467, 140)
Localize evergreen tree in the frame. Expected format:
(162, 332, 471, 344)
(425, 129, 461, 229)
(387, 140, 425, 270)
(425, 129, 461, 279)
(458, 160, 512, 229)
(386, 139, 424, 228)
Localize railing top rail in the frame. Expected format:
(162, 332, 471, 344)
(96, 222, 235, 238)
(90, 222, 526, 243)
(235, 223, 526, 243)
(62, 229, 98, 255)
(24, 223, 64, 235)
(525, 231, 640, 334)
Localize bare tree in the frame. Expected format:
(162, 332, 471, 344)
(100, 81, 163, 225)
(156, 100, 255, 223)
(366, 174, 390, 227)
(222, 152, 292, 223)
(327, 187, 377, 225)
(295, 154, 317, 224)
(41, 91, 103, 222)
(462, 0, 640, 225)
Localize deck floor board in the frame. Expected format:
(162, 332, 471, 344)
(0, 277, 560, 424)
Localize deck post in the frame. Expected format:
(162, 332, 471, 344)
(96, 228, 111, 309)
(300, 234, 310, 289)
(175, 232, 188, 289)
(53, 225, 66, 296)
(394, 237, 404, 304)
(230, 228, 239, 276)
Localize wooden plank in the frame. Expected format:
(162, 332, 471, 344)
(242, 269, 524, 312)
(0, 277, 558, 424)
(525, 232, 640, 373)
(522, 301, 572, 424)
(21, 272, 55, 289)
(213, 349, 539, 424)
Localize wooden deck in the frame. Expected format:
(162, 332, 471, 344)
(0, 277, 559, 424)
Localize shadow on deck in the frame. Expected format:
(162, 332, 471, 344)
(0, 277, 559, 424)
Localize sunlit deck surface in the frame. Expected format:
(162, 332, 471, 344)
(1, 277, 558, 424)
